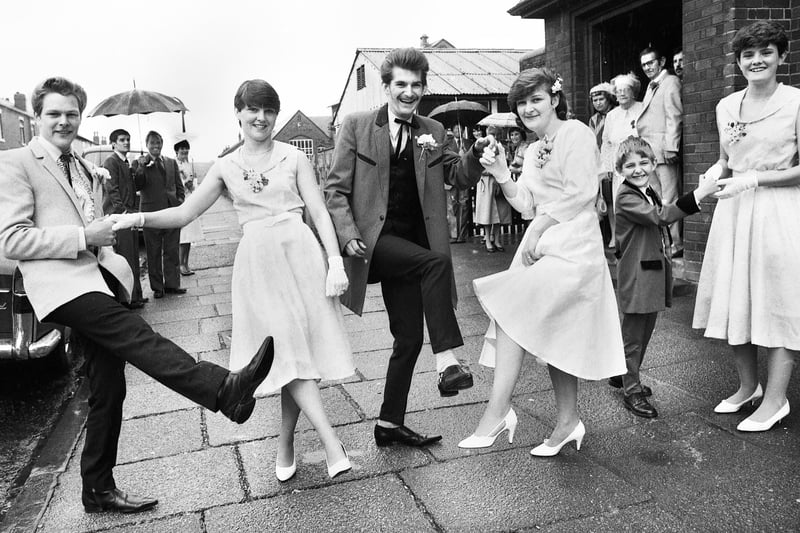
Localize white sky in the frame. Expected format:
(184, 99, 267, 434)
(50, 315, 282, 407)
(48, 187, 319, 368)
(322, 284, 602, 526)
(2, 0, 544, 160)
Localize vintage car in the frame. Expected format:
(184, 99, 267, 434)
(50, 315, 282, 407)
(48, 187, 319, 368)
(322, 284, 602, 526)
(0, 255, 72, 373)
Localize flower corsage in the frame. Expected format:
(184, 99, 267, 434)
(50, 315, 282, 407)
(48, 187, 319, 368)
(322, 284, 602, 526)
(723, 121, 747, 145)
(533, 135, 554, 168)
(416, 134, 439, 162)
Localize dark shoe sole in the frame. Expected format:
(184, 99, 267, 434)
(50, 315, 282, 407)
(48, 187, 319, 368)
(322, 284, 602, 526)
(84, 501, 158, 514)
(439, 374, 474, 396)
(374, 435, 442, 447)
(232, 337, 274, 424)
(623, 402, 658, 419)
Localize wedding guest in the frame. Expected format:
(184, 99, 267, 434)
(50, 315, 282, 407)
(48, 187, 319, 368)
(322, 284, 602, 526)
(459, 68, 625, 456)
(588, 82, 616, 149)
(113, 79, 355, 479)
(693, 20, 800, 432)
(174, 139, 202, 276)
(612, 136, 718, 418)
(600, 73, 644, 248)
(673, 47, 684, 80)
(475, 125, 512, 252)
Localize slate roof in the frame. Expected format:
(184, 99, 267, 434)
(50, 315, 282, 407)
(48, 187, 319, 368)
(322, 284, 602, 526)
(357, 48, 539, 96)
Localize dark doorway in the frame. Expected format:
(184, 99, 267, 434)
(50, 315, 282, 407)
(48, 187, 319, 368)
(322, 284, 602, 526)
(588, 0, 682, 102)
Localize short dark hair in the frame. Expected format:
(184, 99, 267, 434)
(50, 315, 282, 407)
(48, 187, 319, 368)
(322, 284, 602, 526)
(507, 67, 569, 130)
(109, 129, 130, 144)
(615, 136, 656, 173)
(31, 77, 88, 117)
(145, 130, 163, 144)
(732, 20, 788, 59)
(234, 79, 281, 112)
(174, 140, 190, 152)
(639, 47, 663, 61)
(380, 48, 429, 86)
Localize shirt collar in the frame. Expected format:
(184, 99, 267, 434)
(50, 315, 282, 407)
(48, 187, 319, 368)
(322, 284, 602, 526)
(388, 108, 412, 139)
(37, 136, 72, 164)
(651, 69, 667, 86)
(114, 150, 128, 161)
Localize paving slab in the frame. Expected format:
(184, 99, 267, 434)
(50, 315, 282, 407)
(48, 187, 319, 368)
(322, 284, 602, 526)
(204, 475, 436, 533)
(239, 420, 431, 499)
(122, 380, 198, 419)
(401, 449, 648, 532)
(117, 410, 203, 464)
(535, 502, 696, 532)
(38, 447, 242, 533)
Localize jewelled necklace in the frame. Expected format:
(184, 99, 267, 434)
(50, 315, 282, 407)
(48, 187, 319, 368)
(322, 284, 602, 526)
(236, 146, 273, 193)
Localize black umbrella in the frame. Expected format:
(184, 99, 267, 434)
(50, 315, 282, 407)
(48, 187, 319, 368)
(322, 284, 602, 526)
(87, 89, 189, 135)
(428, 100, 490, 128)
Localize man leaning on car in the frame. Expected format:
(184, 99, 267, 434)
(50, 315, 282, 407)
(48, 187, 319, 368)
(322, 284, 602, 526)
(102, 128, 147, 308)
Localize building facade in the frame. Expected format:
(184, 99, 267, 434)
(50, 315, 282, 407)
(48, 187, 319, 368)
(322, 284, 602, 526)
(273, 110, 335, 183)
(0, 93, 37, 151)
(508, 0, 800, 281)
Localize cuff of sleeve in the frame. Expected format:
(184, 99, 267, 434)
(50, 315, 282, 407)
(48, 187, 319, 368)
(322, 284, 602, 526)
(677, 192, 700, 214)
(78, 227, 87, 251)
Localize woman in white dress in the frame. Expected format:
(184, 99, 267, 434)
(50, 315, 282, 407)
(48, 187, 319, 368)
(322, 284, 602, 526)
(459, 68, 625, 456)
(693, 21, 800, 432)
(174, 139, 202, 276)
(112, 79, 356, 479)
(599, 73, 644, 248)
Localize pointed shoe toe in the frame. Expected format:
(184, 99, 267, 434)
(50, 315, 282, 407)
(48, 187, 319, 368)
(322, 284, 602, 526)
(714, 384, 764, 414)
(458, 408, 517, 449)
(275, 459, 297, 482)
(736, 401, 790, 432)
(530, 420, 585, 457)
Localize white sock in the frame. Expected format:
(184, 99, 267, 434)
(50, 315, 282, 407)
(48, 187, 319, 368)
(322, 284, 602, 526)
(435, 349, 459, 373)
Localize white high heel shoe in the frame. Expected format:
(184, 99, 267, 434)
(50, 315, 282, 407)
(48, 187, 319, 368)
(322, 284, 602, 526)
(326, 442, 352, 479)
(275, 456, 296, 482)
(458, 408, 518, 449)
(530, 420, 585, 457)
(714, 384, 764, 413)
(736, 401, 790, 432)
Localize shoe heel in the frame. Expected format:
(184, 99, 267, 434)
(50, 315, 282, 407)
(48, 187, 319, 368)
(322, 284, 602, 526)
(575, 434, 583, 451)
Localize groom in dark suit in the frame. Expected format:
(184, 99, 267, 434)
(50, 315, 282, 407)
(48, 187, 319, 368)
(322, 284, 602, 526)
(133, 130, 185, 298)
(0, 77, 273, 514)
(325, 48, 485, 447)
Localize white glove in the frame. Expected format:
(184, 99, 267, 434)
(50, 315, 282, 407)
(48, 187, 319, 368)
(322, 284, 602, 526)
(325, 256, 349, 297)
(111, 213, 144, 231)
(91, 166, 112, 182)
(714, 172, 758, 199)
(703, 163, 724, 181)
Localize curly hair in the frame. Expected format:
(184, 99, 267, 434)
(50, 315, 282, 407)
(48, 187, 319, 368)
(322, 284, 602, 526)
(611, 72, 642, 96)
(732, 20, 788, 59)
(507, 67, 569, 130)
(31, 77, 87, 117)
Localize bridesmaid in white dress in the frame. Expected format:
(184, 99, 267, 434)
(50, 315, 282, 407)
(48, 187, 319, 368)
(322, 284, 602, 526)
(112, 80, 355, 479)
(693, 21, 800, 432)
(459, 68, 625, 456)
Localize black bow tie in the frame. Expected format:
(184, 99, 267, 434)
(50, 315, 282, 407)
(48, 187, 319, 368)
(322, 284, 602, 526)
(645, 187, 662, 207)
(394, 118, 412, 128)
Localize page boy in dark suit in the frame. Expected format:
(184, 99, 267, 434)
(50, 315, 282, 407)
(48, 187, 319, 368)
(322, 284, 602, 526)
(612, 136, 718, 418)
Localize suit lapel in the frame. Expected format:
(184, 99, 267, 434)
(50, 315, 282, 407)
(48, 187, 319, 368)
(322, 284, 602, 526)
(374, 106, 390, 196)
(411, 117, 426, 205)
(29, 139, 87, 222)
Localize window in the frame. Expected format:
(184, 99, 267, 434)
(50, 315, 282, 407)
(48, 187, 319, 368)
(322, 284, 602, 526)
(19, 118, 26, 144)
(356, 65, 366, 90)
(290, 139, 314, 160)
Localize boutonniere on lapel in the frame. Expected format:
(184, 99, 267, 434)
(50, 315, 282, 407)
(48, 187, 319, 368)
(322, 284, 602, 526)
(723, 121, 747, 144)
(416, 134, 439, 162)
(533, 135, 554, 168)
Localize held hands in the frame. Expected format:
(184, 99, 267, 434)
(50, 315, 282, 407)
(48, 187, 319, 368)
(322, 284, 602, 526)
(344, 239, 367, 258)
(84, 216, 117, 247)
(325, 256, 349, 297)
(714, 172, 758, 199)
(109, 213, 142, 231)
(478, 136, 511, 183)
(694, 170, 720, 201)
(91, 166, 111, 182)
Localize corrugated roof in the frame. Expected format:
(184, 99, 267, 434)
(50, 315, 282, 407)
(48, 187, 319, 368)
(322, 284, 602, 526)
(359, 48, 539, 96)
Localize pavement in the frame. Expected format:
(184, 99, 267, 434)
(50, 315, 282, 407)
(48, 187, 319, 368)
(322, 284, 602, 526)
(2, 196, 799, 533)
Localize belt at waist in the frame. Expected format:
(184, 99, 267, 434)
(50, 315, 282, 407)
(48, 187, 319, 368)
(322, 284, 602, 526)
(242, 211, 302, 232)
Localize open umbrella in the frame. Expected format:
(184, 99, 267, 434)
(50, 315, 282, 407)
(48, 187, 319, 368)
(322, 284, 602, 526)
(478, 112, 519, 129)
(428, 100, 490, 127)
(87, 89, 189, 137)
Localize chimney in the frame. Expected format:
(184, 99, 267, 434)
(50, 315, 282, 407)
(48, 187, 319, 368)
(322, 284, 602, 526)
(14, 92, 27, 112)
(420, 34, 430, 48)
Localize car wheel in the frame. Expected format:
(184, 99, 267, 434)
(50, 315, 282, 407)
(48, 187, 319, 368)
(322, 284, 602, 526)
(43, 328, 73, 374)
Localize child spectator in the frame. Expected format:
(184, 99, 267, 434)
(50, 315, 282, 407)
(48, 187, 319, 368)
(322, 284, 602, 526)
(611, 136, 718, 418)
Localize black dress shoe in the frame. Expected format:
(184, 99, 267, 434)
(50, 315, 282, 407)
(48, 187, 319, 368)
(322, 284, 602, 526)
(127, 300, 145, 309)
(82, 487, 158, 514)
(164, 287, 187, 294)
(374, 424, 442, 447)
(217, 336, 274, 423)
(153, 290, 164, 299)
(608, 376, 652, 397)
(623, 392, 658, 418)
(438, 364, 474, 397)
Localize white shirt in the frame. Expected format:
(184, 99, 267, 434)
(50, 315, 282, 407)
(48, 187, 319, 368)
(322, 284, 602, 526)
(388, 108, 411, 152)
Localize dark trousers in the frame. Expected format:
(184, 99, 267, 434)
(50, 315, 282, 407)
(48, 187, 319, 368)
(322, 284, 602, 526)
(370, 233, 463, 425)
(45, 283, 227, 491)
(450, 186, 472, 241)
(113, 227, 143, 303)
(142, 227, 180, 292)
(621, 312, 659, 396)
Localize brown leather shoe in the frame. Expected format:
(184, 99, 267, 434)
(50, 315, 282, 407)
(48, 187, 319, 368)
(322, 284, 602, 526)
(82, 487, 158, 514)
(217, 336, 274, 423)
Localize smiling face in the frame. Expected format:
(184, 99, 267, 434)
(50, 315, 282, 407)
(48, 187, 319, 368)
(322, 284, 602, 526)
(516, 87, 558, 137)
(614, 85, 634, 108)
(236, 105, 278, 143)
(146, 136, 163, 158)
(673, 51, 684, 77)
(36, 93, 81, 153)
(640, 52, 664, 81)
(737, 43, 785, 84)
(619, 153, 655, 188)
(384, 67, 424, 120)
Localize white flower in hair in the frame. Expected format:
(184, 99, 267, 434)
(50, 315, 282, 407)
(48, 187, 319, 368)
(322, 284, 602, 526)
(551, 77, 563, 94)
